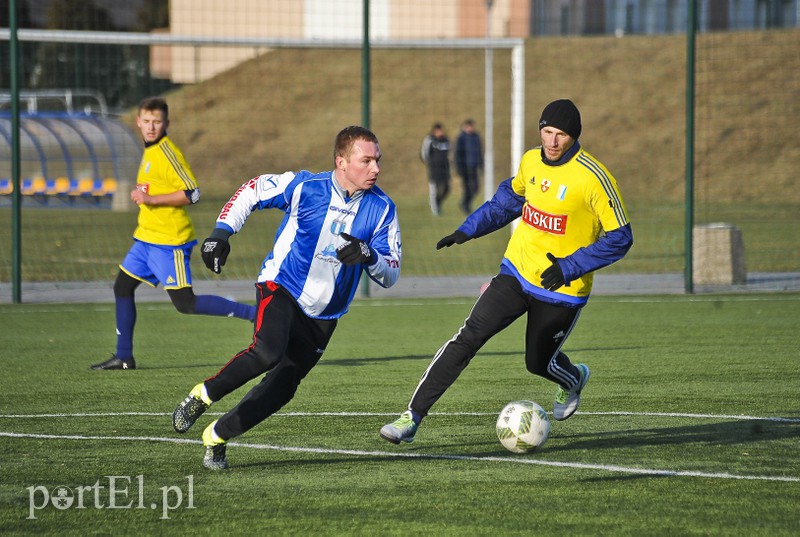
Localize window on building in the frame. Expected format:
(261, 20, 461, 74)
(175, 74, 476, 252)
(777, 0, 795, 27)
(709, 0, 729, 30)
(754, 0, 795, 28)
(529, 0, 545, 36)
(584, 0, 606, 34)
(665, 0, 680, 33)
(624, 1, 635, 34)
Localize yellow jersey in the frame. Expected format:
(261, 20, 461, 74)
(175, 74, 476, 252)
(505, 145, 629, 301)
(133, 136, 198, 246)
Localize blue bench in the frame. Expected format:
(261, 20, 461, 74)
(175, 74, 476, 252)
(0, 177, 117, 206)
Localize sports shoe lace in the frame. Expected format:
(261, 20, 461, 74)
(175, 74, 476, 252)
(395, 414, 413, 426)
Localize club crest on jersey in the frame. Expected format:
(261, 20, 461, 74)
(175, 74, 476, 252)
(540, 179, 551, 192)
(330, 221, 346, 235)
(522, 203, 567, 235)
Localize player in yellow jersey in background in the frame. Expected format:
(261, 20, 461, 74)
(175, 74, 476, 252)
(381, 99, 633, 444)
(91, 97, 256, 370)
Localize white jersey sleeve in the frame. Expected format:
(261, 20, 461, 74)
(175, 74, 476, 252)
(215, 171, 297, 233)
(364, 195, 401, 289)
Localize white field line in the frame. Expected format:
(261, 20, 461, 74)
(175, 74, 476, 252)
(1, 411, 798, 483)
(0, 430, 797, 483)
(0, 410, 798, 422)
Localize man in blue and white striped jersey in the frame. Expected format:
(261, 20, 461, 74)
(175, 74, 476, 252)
(172, 126, 401, 469)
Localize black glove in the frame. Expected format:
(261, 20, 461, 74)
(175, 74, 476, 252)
(201, 229, 232, 274)
(436, 230, 469, 250)
(541, 253, 565, 291)
(336, 233, 375, 266)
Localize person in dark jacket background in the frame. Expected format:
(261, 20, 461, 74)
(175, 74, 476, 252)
(455, 118, 483, 214)
(420, 122, 451, 215)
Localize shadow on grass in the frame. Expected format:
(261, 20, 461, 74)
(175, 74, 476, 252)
(548, 418, 800, 452)
(320, 345, 643, 366)
(130, 346, 643, 370)
(183, 418, 799, 473)
(372, 418, 800, 461)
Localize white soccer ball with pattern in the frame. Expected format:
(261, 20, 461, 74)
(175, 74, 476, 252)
(495, 400, 550, 453)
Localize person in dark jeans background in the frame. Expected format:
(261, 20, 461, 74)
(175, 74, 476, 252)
(420, 122, 451, 215)
(455, 118, 483, 214)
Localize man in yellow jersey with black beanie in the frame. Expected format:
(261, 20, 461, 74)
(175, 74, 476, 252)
(91, 97, 255, 370)
(381, 99, 633, 444)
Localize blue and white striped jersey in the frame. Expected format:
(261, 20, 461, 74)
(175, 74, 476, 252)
(214, 170, 401, 319)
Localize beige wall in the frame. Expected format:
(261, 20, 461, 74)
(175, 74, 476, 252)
(390, 1, 460, 38)
(171, 0, 303, 37)
(149, 28, 171, 80)
(391, 0, 527, 39)
(169, 0, 302, 83)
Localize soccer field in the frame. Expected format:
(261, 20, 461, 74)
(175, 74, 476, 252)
(1, 294, 798, 535)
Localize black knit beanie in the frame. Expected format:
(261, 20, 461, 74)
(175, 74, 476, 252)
(538, 99, 582, 139)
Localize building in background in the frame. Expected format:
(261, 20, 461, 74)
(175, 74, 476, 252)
(11, 0, 799, 84)
(530, 0, 799, 36)
(162, 0, 528, 83)
(163, 0, 798, 83)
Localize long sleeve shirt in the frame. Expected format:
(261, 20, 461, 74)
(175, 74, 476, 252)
(458, 142, 632, 307)
(214, 170, 401, 319)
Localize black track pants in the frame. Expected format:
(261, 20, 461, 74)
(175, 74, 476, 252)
(205, 282, 337, 439)
(408, 274, 582, 417)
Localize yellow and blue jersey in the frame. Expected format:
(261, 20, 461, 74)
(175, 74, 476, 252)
(458, 141, 632, 307)
(133, 136, 198, 246)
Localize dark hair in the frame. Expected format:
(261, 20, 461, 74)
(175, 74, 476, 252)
(334, 126, 379, 162)
(138, 97, 169, 119)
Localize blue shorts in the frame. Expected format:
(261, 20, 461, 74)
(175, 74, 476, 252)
(120, 239, 198, 289)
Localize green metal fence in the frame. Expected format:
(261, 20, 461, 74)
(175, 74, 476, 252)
(2, 4, 799, 302)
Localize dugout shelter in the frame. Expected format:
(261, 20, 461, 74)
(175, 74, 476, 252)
(0, 93, 140, 211)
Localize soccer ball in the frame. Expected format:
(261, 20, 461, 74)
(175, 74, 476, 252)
(496, 400, 550, 453)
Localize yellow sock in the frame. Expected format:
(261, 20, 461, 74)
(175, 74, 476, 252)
(202, 419, 226, 446)
(191, 382, 213, 406)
